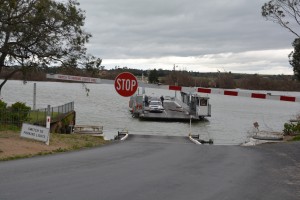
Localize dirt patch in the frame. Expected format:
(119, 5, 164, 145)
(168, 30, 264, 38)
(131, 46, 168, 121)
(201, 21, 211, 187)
(0, 137, 67, 158)
(0, 130, 107, 160)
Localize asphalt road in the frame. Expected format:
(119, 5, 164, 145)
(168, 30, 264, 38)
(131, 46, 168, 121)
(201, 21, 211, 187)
(0, 135, 299, 200)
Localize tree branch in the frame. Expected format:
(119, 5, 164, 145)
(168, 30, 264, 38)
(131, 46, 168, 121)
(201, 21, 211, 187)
(0, 68, 22, 95)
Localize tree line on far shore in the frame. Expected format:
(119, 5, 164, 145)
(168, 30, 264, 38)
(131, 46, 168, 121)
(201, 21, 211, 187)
(1, 66, 300, 91)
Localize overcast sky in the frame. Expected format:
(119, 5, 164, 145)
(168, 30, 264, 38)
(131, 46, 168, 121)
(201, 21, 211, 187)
(77, 0, 296, 74)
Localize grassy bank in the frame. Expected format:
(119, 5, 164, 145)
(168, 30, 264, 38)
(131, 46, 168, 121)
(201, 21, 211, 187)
(291, 135, 300, 141)
(0, 130, 109, 161)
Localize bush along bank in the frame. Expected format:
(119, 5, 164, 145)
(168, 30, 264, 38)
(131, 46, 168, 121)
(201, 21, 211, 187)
(0, 100, 31, 128)
(283, 116, 300, 141)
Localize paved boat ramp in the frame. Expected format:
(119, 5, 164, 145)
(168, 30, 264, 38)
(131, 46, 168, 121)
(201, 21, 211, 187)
(115, 130, 213, 145)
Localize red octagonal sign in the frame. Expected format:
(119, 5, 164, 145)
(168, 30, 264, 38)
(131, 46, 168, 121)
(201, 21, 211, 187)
(114, 72, 138, 97)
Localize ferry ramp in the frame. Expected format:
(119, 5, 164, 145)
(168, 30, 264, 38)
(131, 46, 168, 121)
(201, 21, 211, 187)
(124, 134, 193, 144)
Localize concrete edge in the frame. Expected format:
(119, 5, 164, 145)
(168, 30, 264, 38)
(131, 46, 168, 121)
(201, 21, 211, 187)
(241, 138, 283, 146)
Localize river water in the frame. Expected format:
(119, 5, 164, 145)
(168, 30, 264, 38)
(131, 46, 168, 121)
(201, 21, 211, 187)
(1, 80, 300, 145)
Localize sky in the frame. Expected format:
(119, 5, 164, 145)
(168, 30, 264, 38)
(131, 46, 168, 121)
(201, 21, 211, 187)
(77, 0, 296, 75)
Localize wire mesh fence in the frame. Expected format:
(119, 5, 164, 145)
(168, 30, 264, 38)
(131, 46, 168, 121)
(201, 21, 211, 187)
(0, 102, 74, 129)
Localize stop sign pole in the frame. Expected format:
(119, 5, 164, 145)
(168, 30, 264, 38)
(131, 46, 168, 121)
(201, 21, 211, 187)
(114, 72, 138, 97)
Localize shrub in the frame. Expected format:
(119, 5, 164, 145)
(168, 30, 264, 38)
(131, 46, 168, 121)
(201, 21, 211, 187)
(283, 122, 300, 135)
(9, 102, 31, 112)
(0, 100, 7, 122)
(0, 100, 7, 109)
(8, 102, 31, 126)
(0, 101, 31, 127)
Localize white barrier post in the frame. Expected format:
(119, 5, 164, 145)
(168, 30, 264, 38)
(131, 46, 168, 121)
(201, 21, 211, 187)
(46, 105, 51, 145)
(33, 83, 36, 110)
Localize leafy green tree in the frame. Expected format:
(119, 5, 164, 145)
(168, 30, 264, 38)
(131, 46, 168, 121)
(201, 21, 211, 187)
(262, 0, 300, 80)
(0, 0, 97, 94)
(148, 69, 159, 83)
(289, 38, 300, 80)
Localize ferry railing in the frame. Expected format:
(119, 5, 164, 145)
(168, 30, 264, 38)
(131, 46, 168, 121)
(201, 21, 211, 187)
(31, 101, 74, 124)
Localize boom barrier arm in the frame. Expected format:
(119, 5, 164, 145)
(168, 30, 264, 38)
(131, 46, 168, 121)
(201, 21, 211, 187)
(162, 85, 300, 103)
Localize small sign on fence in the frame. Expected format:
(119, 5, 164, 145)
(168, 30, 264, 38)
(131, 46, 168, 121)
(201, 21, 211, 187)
(20, 123, 50, 144)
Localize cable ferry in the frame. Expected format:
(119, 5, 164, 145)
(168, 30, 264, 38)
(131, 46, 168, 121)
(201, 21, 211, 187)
(129, 91, 211, 121)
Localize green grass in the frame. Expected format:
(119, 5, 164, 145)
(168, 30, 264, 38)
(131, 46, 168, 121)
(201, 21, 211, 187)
(0, 111, 60, 131)
(51, 133, 108, 150)
(28, 111, 60, 124)
(292, 135, 300, 141)
(0, 125, 20, 132)
(0, 154, 32, 161)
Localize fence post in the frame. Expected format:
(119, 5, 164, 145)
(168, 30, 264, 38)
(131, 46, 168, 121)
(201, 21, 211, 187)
(33, 83, 36, 110)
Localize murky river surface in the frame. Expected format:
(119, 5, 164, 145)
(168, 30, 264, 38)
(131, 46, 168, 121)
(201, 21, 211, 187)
(1, 80, 300, 145)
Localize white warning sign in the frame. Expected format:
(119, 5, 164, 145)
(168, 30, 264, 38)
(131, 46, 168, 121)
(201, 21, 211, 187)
(20, 123, 49, 143)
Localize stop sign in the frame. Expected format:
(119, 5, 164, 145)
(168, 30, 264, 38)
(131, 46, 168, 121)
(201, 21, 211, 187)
(114, 72, 138, 97)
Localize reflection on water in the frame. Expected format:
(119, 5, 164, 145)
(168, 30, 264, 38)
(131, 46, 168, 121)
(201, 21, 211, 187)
(2, 80, 300, 145)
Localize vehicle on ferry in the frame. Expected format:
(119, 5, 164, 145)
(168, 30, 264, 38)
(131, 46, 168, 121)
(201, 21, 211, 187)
(148, 100, 164, 113)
